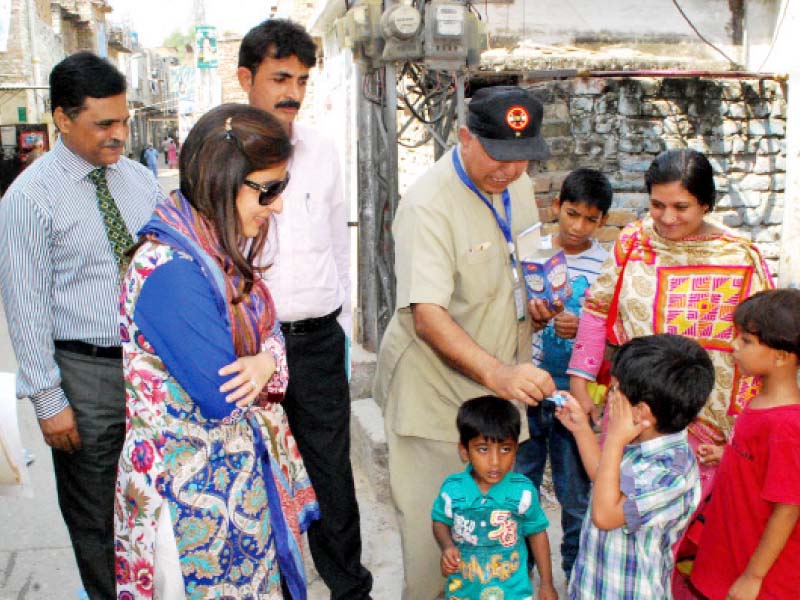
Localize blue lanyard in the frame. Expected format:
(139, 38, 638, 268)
(452, 148, 516, 265)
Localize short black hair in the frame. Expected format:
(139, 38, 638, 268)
(457, 396, 521, 447)
(611, 334, 714, 434)
(238, 18, 317, 74)
(645, 148, 716, 211)
(49, 52, 126, 119)
(734, 289, 800, 358)
(559, 168, 613, 215)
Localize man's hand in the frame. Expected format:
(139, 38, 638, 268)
(485, 363, 556, 406)
(553, 311, 579, 339)
(440, 546, 461, 576)
(39, 406, 82, 453)
(528, 298, 563, 332)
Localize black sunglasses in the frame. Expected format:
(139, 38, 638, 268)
(242, 172, 291, 206)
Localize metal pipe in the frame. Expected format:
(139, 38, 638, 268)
(518, 68, 787, 83)
(455, 70, 466, 127)
(25, 0, 41, 122)
(357, 64, 379, 351)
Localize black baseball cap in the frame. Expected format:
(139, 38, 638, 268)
(467, 86, 550, 161)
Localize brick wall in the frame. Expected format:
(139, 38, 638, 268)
(522, 77, 786, 275)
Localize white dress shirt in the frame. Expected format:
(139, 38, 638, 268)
(260, 122, 352, 337)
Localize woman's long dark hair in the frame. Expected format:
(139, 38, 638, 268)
(179, 103, 292, 301)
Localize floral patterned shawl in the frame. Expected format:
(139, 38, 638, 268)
(129, 192, 318, 599)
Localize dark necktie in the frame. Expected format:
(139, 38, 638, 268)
(87, 167, 134, 268)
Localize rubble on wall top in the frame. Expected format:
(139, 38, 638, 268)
(480, 41, 731, 74)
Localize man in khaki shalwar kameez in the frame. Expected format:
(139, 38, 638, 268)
(374, 86, 559, 600)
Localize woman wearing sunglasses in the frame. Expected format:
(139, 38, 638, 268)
(114, 104, 318, 599)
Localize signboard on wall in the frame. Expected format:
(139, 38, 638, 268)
(195, 25, 218, 69)
(0, 126, 15, 147)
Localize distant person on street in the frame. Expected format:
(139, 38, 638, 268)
(167, 139, 178, 168)
(0, 147, 22, 195)
(373, 86, 558, 599)
(237, 18, 372, 600)
(143, 143, 159, 178)
(0, 51, 161, 599)
(160, 136, 171, 165)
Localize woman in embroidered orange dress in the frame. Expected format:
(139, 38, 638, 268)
(566, 148, 773, 596)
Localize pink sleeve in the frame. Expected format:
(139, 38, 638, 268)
(566, 310, 607, 381)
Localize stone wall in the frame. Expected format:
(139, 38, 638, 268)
(521, 77, 786, 275)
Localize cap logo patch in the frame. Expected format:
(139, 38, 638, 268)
(506, 105, 529, 136)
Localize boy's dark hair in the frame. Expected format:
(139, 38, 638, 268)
(559, 168, 613, 215)
(49, 52, 126, 119)
(734, 289, 800, 358)
(238, 18, 317, 74)
(457, 396, 520, 447)
(645, 148, 716, 211)
(611, 334, 714, 434)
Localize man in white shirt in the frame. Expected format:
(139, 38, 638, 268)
(238, 19, 372, 600)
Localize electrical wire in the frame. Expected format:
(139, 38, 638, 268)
(756, 0, 790, 73)
(670, 0, 741, 68)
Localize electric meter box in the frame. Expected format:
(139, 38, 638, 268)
(381, 4, 423, 61)
(423, 0, 468, 70)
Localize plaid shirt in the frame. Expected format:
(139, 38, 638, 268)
(569, 431, 701, 599)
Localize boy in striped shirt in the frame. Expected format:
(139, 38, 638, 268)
(556, 334, 714, 599)
(516, 168, 612, 579)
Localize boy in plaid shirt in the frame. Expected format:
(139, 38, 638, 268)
(556, 334, 714, 599)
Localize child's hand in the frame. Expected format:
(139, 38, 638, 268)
(553, 310, 579, 339)
(605, 390, 650, 448)
(529, 298, 563, 332)
(538, 580, 559, 600)
(440, 546, 461, 576)
(555, 394, 592, 433)
(697, 442, 724, 466)
(726, 572, 763, 600)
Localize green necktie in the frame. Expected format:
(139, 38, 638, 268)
(87, 167, 135, 267)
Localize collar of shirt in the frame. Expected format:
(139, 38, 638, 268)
(289, 122, 308, 152)
(626, 430, 688, 460)
(458, 464, 517, 505)
(51, 137, 120, 182)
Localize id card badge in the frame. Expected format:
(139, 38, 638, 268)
(510, 260, 526, 321)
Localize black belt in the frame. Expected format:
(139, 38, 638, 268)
(280, 307, 341, 336)
(55, 340, 123, 360)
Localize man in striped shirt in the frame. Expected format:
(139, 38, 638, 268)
(555, 335, 713, 599)
(0, 52, 160, 598)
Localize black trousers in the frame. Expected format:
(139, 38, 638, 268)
(53, 348, 125, 600)
(282, 320, 373, 600)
